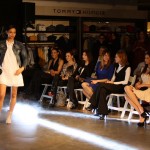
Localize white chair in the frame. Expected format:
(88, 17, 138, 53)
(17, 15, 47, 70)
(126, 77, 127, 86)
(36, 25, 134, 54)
(74, 88, 90, 110)
(107, 75, 136, 118)
(39, 84, 68, 105)
(39, 84, 53, 104)
(127, 100, 150, 123)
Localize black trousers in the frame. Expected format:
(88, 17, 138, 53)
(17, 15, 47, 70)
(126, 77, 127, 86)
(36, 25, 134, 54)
(67, 76, 81, 106)
(90, 83, 125, 115)
(27, 70, 53, 99)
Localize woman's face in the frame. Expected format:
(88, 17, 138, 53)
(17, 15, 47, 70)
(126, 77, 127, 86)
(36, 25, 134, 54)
(115, 54, 121, 64)
(145, 54, 150, 65)
(51, 50, 59, 59)
(103, 53, 110, 63)
(82, 52, 88, 61)
(7, 28, 16, 40)
(66, 53, 73, 62)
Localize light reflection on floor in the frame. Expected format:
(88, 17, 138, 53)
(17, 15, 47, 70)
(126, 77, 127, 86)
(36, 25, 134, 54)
(4, 102, 139, 150)
(38, 119, 137, 150)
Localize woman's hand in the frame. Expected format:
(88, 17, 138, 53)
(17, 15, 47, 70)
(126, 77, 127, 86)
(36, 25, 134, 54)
(75, 75, 79, 80)
(91, 80, 98, 84)
(15, 67, 24, 76)
(106, 81, 114, 84)
(135, 82, 142, 90)
(62, 75, 68, 80)
(135, 84, 143, 90)
(78, 77, 84, 82)
(50, 70, 55, 76)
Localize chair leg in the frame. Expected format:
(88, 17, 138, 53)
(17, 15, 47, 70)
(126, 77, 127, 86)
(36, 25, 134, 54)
(74, 90, 78, 101)
(117, 96, 120, 108)
(120, 101, 128, 118)
(83, 98, 89, 110)
(80, 91, 83, 101)
(107, 95, 113, 107)
(128, 106, 134, 120)
(39, 85, 48, 103)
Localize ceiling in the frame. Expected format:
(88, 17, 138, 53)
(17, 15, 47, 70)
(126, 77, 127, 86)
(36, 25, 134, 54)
(28, 0, 138, 5)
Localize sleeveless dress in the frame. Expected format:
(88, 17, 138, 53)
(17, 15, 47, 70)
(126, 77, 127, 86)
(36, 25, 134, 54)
(133, 74, 150, 102)
(0, 41, 24, 87)
(49, 58, 59, 71)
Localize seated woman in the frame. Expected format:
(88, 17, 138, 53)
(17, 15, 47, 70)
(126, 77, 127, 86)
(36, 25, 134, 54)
(124, 51, 150, 127)
(87, 50, 131, 120)
(82, 50, 114, 99)
(67, 50, 94, 109)
(24, 47, 64, 100)
(49, 51, 77, 104)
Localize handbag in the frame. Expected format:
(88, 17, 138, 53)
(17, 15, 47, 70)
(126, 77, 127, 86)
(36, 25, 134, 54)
(55, 90, 67, 107)
(141, 102, 150, 114)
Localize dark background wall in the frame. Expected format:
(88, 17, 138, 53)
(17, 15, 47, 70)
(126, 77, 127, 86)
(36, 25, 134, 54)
(0, 1, 23, 40)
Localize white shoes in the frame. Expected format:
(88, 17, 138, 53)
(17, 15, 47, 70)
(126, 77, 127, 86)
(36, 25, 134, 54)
(67, 101, 73, 109)
(6, 111, 12, 124)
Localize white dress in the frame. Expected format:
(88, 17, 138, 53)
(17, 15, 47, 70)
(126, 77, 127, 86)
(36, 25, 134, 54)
(133, 74, 150, 102)
(0, 41, 24, 87)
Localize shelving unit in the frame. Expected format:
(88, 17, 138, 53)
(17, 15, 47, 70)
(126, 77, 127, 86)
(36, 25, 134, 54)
(23, 15, 78, 48)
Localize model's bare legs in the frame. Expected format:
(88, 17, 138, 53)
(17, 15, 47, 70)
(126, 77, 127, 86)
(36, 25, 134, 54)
(0, 84, 7, 112)
(6, 86, 18, 124)
(82, 82, 93, 99)
(124, 86, 144, 122)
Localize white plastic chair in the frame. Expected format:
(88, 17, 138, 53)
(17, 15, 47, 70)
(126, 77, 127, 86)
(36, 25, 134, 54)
(74, 88, 90, 110)
(107, 75, 136, 118)
(39, 84, 53, 104)
(39, 84, 68, 105)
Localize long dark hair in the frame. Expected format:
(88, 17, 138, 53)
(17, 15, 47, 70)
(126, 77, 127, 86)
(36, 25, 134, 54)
(51, 46, 62, 59)
(6, 25, 16, 31)
(141, 51, 150, 75)
(82, 50, 93, 64)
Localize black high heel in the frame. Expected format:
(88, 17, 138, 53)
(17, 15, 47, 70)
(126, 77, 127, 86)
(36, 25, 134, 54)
(137, 112, 148, 127)
(99, 114, 106, 120)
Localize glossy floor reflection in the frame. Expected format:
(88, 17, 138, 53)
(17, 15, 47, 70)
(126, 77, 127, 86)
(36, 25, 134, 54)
(0, 95, 150, 150)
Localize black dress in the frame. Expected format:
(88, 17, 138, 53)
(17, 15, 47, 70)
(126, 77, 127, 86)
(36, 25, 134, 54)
(67, 62, 94, 106)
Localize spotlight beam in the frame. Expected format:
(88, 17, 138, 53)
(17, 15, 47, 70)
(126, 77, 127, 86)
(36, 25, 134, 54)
(38, 119, 137, 150)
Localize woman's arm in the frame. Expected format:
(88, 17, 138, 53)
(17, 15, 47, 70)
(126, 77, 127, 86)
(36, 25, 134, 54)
(91, 79, 108, 84)
(44, 60, 52, 74)
(136, 83, 150, 89)
(20, 43, 28, 68)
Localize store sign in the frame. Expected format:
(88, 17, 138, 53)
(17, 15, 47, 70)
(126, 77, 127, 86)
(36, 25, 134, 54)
(53, 9, 105, 16)
(37, 6, 147, 19)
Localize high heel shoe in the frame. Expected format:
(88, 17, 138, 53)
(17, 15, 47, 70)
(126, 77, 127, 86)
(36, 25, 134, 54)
(137, 112, 148, 127)
(6, 111, 13, 124)
(99, 114, 106, 120)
